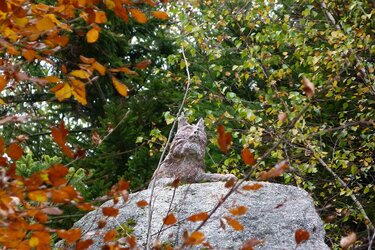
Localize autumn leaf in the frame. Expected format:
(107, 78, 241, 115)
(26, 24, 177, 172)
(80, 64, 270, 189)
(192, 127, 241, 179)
(242, 183, 263, 191)
(111, 77, 128, 96)
(41, 207, 63, 215)
(51, 122, 74, 158)
(51, 82, 72, 101)
(152, 11, 169, 20)
(224, 178, 235, 188)
(241, 238, 264, 250)
(70, 70, 91, 79)
(185, 231, 205, 246)
(135, 59, 151, 70)
(7, 143, 23, 160)
(36, 16, 55, 31)
(259, 160, 289, 180)
(103, 229, 117, 242)
(278, 111, 288, 123)
(187, 212, 208, 222)
(92, 61, 106, 76)
(79, 55, 95, 64)
(43, 75, 60, 83)
(95, 11, 107, 23)
(57, 228, 81, 243)
(136, 199, 149, 207)
(102, 207, 119, 217)
(76, 239, 93, 250)
(241, 148, 255, 165)
(224, 216, 244, 231)
(0, 75, 6, 92)
(87, 28, 99, 43)
(0, 137, 4, 155)
(217, 124, 232, 153)
(163, 213, 177, 225)
(295, 228, 310, 245)
(129, 8, 147, 24)
(70, 78, 87, 105)
(28, 190, 48, 202)
(76, 202, 95, 211)
(302, 77, 315, 98)
(229, 206, 248, 216)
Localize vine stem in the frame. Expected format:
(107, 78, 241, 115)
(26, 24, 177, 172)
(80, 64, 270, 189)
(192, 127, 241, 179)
(145, 45, 192, 249)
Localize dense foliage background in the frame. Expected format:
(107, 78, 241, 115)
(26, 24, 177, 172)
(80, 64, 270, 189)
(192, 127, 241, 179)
(0, 0, 373, 249)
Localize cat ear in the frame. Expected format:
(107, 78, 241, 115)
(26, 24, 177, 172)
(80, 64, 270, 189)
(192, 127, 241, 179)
(178, 116, 189, 129)
(196, 118, 205, 129)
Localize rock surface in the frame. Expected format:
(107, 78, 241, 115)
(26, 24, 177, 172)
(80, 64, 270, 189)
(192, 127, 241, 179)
(57, 181, 329, 249)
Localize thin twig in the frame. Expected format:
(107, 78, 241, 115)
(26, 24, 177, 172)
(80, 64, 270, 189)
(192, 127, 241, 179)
(145, 45, 192, 250)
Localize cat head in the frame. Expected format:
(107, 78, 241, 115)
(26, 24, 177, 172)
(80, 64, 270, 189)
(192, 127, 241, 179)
(175, 116, 207, 147)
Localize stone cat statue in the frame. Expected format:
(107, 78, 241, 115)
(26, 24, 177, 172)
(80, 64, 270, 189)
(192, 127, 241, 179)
(149, 117, 237, 187)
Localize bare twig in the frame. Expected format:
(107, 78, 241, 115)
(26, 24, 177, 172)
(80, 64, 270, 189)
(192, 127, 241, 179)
(145, 45, 193, 250)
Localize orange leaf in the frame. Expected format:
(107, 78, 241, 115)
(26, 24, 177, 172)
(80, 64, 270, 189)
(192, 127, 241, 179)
(98, 219, 107, 229)
(86, 28, 99, 43)
(217, 125, 232, 153)
(126, 235, 136, 248)
(0, 75, 7, 92)
(242, 183, 263, 191)
(185, 231, 205, 246)
(57, 228, 81, 244)
(43, 76, 61, 83)
(79, 55, 95, 64)
(7, 143, 23, 160)
(295, 228, 310, 245)
(241, 238, 264, 250)
(229, 206, 248, 216)
(28, 190, 48, 202)
(76, 202, 95, 211)
(302, 77, 315, 98)
(22, 49, 37, 62)
(111, 77, 128, 97)
(224, 178, 235, 188)
(129, 8, 147, 24)
(241, 148, 255, 165)
(95, 11, 107, 23)
(0, 0, 8, 12)
(102, 207, 119, 217)
(163, 213, 177, 225)
(118, 67, 139, 76)
(103, 230, 117, 242)
(92, 61, 106, 76)
(51, 189, 70, 203)
(135, 59, 151, 70)
(136, 199, 148, 207)
(152, 11, 169, 20)
(225, 217, 244, 231)
(51, 122, 74, 158)
(187, 212, 208, 222)
(36, 16, 55, 31)
(47, 164, 68, 186)
(259, 160, 289, 180)
(41, 207, 63, 215)
(76, 239, 93, 250)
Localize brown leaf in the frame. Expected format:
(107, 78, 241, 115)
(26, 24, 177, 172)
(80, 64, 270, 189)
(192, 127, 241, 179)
(224, 216, 244, 231)
(224, 178, 235, 188)
(7, 143, 23, 160)
(242, 183, 263, 191)
(163, 213, 177, 225)
(57, 228, 81, 244)
(241, 238, 264, 250)
(340, 232, 357, 250)
(302, 77, 315, 98)
(126, 235, 136, 248)
(278, 111, 288, 123)
(241, 148, 255, 165)
(187, 212, 209, 222)
(135, 59, 151, 70)
(259, 160, 289, 180)
(295, 228, 310, 245)
(98, 219, 107, 229)
(136, 199, 149, 207)
(102, 207, 119, 217)
(229, 206, 248, 216)
(0, 137, 4, 155)
(51, 122, 74, 158)
(217, 125, 232, 153)
(76, 239, 93, 250)
(103, 229, 117, 242)
(171, 178, 180, 188)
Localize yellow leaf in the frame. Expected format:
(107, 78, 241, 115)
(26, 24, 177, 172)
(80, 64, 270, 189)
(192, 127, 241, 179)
(0, 75, 7, 92)
(79, 55, 95, 64)
(92, 61, 106, 76)
(29, 237, 39, 247)
(12, 17, 29, 27)
(111, 77, 128, 97)
(0, 98, 5, 105)
(152, 11, 169, 20)
(43, 76, 60, 83)
(104, 0, 115, 10)
(36, 16, 55, 31)
(70, 79, 87, 105)
(129, 8, 147, 24)
(54, 83, 72, 101)
(87, 28, 99, 43)
(70, 70, 91, 79)
(95, 11, 107, 23)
